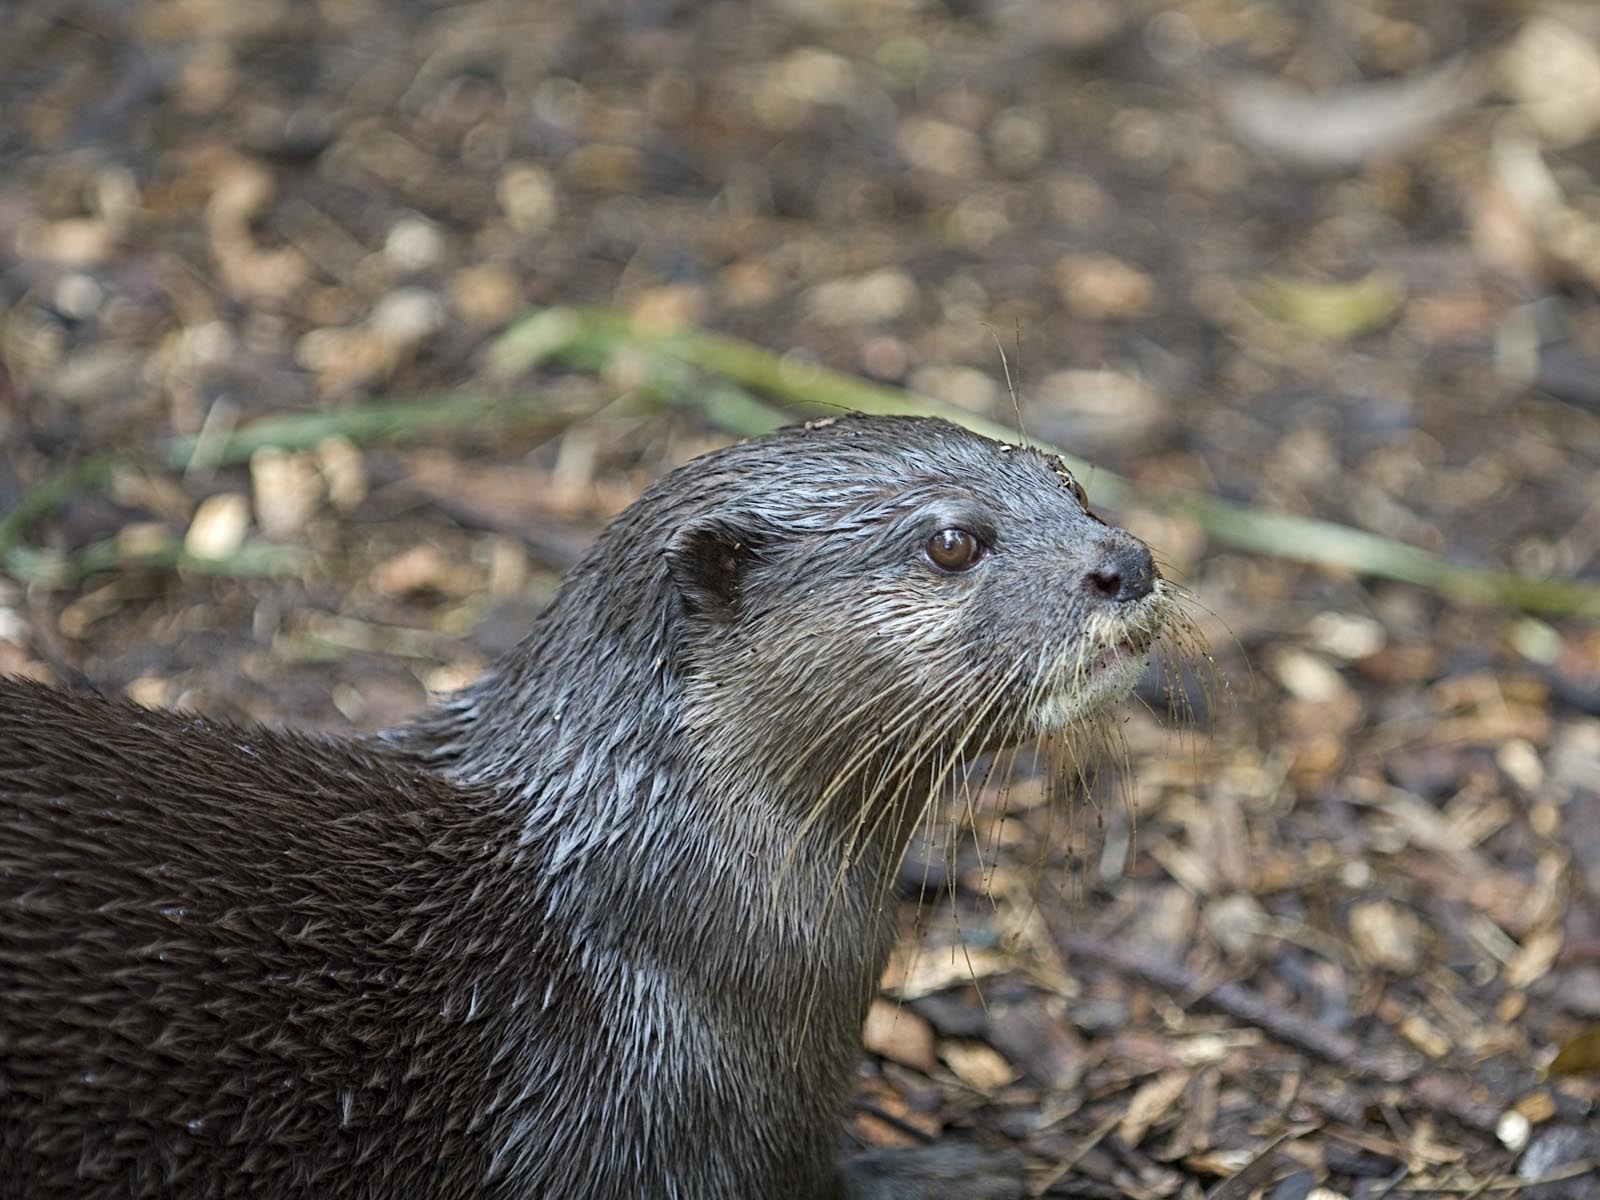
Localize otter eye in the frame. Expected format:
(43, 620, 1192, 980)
(925, 528, 985, 572)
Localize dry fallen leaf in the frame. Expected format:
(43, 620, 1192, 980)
(1547, 1026, 1600, 1079)
(1054, 252, 1155, 321)
(938, 1040, 1018, 1094)
(1251, 272, 1406, 342)
(1505, 926, 1564, 990)
(1514, 1090, 1559, 1123)
(1349, 899, 1424, 973)
(1117, 1069, 1191, 1147)
(184, 493, 251, 561)
(316, 437, 368, 514)
(804, 269, 917, 327)
(862, 1000, 937, 1073)
(1501, 15, 1600, 147)
(1219, 58, 1481, 169)
(881, 944, 1012, 1000)
(1399, 1013, 1452, 1059)
(251, 448, 323, 539)
(370, 544, 476, 599)
(1270, 647, 1351, 703)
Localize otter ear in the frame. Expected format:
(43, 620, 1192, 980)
(665, 514, 762, 623)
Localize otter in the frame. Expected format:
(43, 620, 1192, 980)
(1, 414, 1173, 1198)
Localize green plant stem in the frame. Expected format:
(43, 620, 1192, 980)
(7, 303, 1600, 620)
(515, 305, 1600, 619)
(0, 393, 553, 564)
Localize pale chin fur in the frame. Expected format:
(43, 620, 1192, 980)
(1027, 645, 1151, 736)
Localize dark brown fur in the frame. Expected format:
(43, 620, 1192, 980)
(2, 688, 556, 1195)
(2, 415, 1170, 1198)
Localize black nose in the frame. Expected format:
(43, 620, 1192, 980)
(1083, 540, 1156, 603)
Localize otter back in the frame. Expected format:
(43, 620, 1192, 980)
(2, 681, 834, 1199)
(1, 682, 537, 1194)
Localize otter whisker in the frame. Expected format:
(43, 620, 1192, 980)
(832, 665, 1016, 889)
(787, 678, 985, 1017)
(808, 656, 1031, 991)
(877, 660, 1037, 958)
(793, 664, 995, 857)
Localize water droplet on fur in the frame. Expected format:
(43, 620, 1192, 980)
(186, 1118, 205, 1133)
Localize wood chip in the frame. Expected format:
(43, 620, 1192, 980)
(939, 1040, 1018, 1094)
(1349, 899, 1424, 973)
(1505, 927, 1564, 990)
(1118, 1069, 1191, 1147)
(251, 448, 323, 539)
(1053, 252, 1154, 321)
(184, 492, 250, 560)
(862, 1000, 937, 1073)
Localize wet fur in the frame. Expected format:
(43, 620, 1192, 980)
(2, 416, 1171, 1198)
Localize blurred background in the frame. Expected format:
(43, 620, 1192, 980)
(3, 1, 1599, 1195)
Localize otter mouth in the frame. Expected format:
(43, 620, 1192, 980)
(1087, 628, 1157, 677)
(1025, 625, 1160, 737)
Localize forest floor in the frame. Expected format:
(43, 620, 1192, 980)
(4, 1, 1600, 1196)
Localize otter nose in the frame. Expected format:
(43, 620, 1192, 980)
(1083, 541, 1156, 603)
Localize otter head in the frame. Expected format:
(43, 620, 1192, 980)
(660, 415, 1173, 834)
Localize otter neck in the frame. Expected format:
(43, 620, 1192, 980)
(390, 554, 921, 1003)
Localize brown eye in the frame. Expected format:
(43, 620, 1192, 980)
(925, 528, 985, 572)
